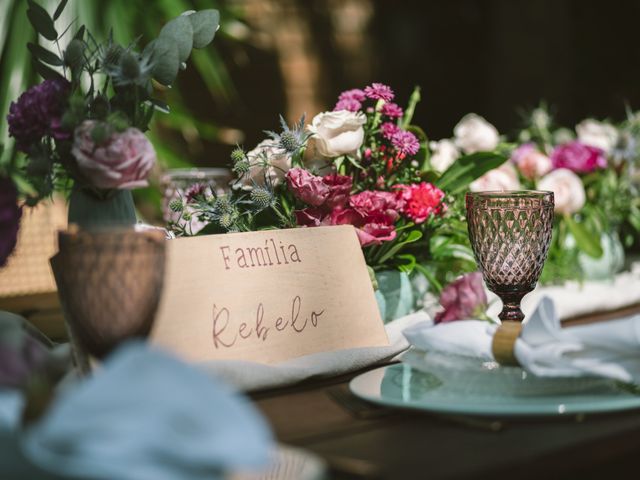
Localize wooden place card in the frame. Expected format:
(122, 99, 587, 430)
(151, 225, 388, 364)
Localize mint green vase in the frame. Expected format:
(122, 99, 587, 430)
(68, 187, 137, 229)
(375, 270, 415, 323)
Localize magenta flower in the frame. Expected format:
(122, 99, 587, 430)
(381, 122, 400, 140)
(0, 177, 22, 267)
(381, 102, 403, 118)
(435, 272, 488, 324)
(394, 182, 445, 224)
(391, 130, 420, 156)
(338, 88, 366, 102)
(294, 208, 325, 227)
(7, 78, 71, 152)
(349, 190, 403, 222)
(322, 174, 353, 209)
(334, 98, 361, 112)
(72, 121, 156, 189)
(364, 83, 394, 102)
(286, 167, 330, 206)
(550, 141, 607, 173)
(327, 207, 396, 247)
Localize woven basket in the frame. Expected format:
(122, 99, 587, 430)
(0, 196, 67, 297)
(50, 227, 166, 360)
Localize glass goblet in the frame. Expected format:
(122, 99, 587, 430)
(466, 191, 554, 322)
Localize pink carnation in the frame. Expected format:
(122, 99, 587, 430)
(364, 83, 394, 102)
(435, 272, 488, 324)
(285, 167, 330, 206)
(395, 182, 445, 224)
(381, 102, 403, 118)
(349, 190, 403, 223)
(322, 174, 352, 209)
(72, 121, 156, 189)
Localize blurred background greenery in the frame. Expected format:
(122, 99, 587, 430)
(3, 0, 640, 222)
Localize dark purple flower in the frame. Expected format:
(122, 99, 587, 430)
(381, 122, 400, 140)
(391, 130, 420, 156)
(334, 98, 361, 112)
(381, 102, 403, 118)
(0, 177, 22, 267)
(550, 141, 607, 173)
(338, 88, 366, 102)
(364, 83, 394, 102)
(7, 78, 71, 152)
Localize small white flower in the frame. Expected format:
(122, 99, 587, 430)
(307, 110, 366, 157)
(537, 168, 586, 215)
(576, 119, 618, 153)
(453, 113, 500, 154)
(429, 139, 459, 173)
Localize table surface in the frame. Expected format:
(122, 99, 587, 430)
(253, 304, 640, 480)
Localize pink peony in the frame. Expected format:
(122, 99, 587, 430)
(285, 167, 330, 206)
(72, 121, 156, 189)
(550, 141, 607, 173)
(322, 174, 353, 209)
(435, 272, 488, 324)
(511, 143, 552, 180)
(395, 182, 445, 224)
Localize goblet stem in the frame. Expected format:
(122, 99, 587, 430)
(497, 291, 526, 322)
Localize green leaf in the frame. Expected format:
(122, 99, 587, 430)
(435, 152, 508, 195)
(395, 254, 417, 273)
(53, 0, 68, 20)
(378, 229, 423, 264)
(565, 215, 603, 259)
(27, 0, 58, 40)
(73, 25, 85, 41)
(629, 205, 640, 232)
(159, 15, 193, 63)
(147, 38, 180, 86)
(32, 59, 63, 80)
(149, 97, 170, 114)
(27, 42, 63, 66)
(188, 9, 220, 49)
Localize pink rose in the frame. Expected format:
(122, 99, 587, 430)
(322, 174, 352, 209)
(550, 141, 607, 173)
(394, 182, 445, 224)
(435, 272, 488, 324)
(349, 190, 403, 222)
(285, 167, 330, 206)
(511, 143, 552, 180)
(72, 121, 156, 189)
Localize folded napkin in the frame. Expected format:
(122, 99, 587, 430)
(19, 342, 272, 480)
(200, 312, 427, 392)
(403, 297, 640, 384)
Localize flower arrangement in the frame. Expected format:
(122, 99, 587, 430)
(169, 83, 506, 286)
(5, 0, 220, 225)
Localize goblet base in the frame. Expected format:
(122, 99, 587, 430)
(492, 288, 532, 323)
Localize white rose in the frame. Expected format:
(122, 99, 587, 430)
(307, 110, 365, 157)
(429, 139, 459, 172)
(241, 139, 291, 190)
(454, 113, 500, 154)
(537, 168, 585, 215)
(576, 119, 618, 153)
(470, 163, 521, 192)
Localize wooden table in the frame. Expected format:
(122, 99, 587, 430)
(253, 305, 640, 480)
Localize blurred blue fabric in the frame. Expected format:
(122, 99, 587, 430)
(0, 341, 272, 479)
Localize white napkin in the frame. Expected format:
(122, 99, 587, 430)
(403, 297, 640, 384)
(200, 312, 427, 392)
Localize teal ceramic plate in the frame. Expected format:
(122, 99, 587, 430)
(349, 356, 640, 417)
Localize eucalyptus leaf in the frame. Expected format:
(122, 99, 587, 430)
(148, 38, 180, 86)
(53, 0, 68, 20)
(27, 1, 58, 40)
(435, 152, 507, 195)
(188, 9, 220, 49)
(27, 42, 63, 66)
(159, 15, 193, 63)
(565, 215, 603, 259)
(32, 59, 63, 80)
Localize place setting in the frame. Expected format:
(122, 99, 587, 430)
(1, 1, 640, 479)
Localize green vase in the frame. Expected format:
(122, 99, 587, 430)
(68, 187, 137, 229)
(375, 270, 415, 323)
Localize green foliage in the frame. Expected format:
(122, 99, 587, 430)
(435, 151, 508, 195)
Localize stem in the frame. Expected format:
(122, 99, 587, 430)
(401, 86, 421, 128)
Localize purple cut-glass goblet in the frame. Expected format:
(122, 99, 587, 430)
(466, 191, 554, 322)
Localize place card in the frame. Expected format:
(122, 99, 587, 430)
(151, 225, 388, 364)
